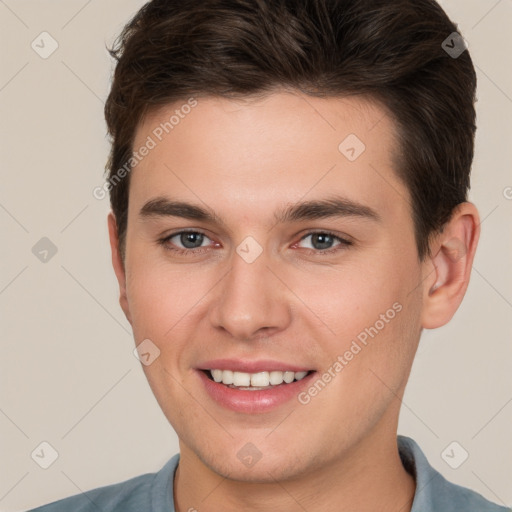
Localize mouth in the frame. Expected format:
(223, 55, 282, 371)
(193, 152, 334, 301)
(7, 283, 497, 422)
(201, 369, 314, 390)
(196, 363, 317, 413)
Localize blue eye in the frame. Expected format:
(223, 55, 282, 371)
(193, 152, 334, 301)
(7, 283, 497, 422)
(172, 231, 208, 249)
(158, 230, 212, 254)
(298, 232, 351, 252)
(158, 230, 352, 256)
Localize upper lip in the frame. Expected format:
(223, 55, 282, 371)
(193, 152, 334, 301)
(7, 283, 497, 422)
(197, 359, 314, 373)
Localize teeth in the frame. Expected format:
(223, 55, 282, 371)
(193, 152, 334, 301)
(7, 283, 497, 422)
(221, 370, 233, 385)
(208, 369, 310, 388)
(283, 371, 295, 383)
(233, 371, 251, 387)
(211, 369, 223, 383)
(269, 371, 284, 385)
(251, 372, 270, 387)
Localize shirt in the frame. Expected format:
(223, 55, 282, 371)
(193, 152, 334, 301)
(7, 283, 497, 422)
(27, 435, 509, 511)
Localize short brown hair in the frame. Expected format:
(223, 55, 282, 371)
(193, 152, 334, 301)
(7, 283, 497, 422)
(104, 0, 477, 263)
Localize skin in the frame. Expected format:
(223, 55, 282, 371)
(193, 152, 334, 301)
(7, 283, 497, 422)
(108, 90, 480, 512)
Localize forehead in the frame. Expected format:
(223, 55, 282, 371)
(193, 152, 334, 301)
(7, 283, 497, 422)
(129, 91, 409, 227)
(134, 91, 397, 159)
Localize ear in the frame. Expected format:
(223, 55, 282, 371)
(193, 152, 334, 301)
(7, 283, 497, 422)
(420, 202, 480, 329)
(107, 212, 132, 325)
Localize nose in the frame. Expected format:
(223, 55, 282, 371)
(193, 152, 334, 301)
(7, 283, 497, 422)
(209, 244, 292, 341)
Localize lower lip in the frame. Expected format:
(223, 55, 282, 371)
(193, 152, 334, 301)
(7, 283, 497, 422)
(196, 370, 316, 413)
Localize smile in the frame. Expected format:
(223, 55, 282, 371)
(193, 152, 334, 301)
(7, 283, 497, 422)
(196, 363, 317, 413)
(207, 369, 311, 390)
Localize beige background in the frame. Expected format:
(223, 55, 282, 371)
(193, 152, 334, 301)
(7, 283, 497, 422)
(1, 1, 511, 510)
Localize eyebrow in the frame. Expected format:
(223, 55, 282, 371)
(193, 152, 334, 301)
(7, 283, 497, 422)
(139, 195, 381, 226)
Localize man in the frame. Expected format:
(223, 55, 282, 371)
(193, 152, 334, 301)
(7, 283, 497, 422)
(29, 0, 509, 510)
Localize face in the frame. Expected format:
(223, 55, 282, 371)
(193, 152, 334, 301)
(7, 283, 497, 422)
(112, 91, 427, 481)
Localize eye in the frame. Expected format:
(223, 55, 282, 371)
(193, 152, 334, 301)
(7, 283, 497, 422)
(296, 231, 352, 254)
(158, 230, 213, 254)
(158, 229, 352, 256)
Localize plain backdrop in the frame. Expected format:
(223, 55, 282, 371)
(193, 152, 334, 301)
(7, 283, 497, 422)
(1, 1, 511, 510)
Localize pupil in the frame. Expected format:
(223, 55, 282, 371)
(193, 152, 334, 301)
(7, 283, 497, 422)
(312, 233, 333, 250)
(181, 232, 203, 249)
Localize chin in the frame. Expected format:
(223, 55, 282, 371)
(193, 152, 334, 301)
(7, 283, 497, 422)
(195, 442, 311, 483)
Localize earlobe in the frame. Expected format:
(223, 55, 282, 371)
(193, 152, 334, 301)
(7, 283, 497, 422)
(421, 203, 480, 329)
(107, 212, 132, 325)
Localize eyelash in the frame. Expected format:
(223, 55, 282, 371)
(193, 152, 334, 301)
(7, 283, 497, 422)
(157, 229, 353, 256)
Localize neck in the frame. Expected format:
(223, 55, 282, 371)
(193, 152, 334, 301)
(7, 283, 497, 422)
(173, 430, 416, 512)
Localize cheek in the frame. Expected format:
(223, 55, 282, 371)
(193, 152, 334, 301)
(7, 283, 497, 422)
(292, 256, 410, 339)
(125, 251, 217, 353)
(296, 249, 422, 384)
